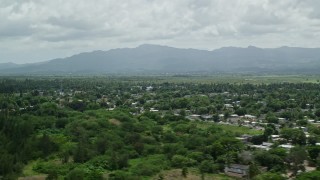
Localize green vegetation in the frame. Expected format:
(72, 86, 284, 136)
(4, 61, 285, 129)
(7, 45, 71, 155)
(215, 124, 263, 136)
(1, 76, 320, 179)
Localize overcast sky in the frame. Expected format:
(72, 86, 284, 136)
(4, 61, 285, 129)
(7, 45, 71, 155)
(1, 0, 320, 63)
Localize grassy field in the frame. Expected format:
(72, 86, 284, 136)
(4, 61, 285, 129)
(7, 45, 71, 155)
(152, 168, 235, 180)
(164, 121, 263, 137)
(194, 121, 263, 136)
(20, 160, 47, 180)
(216, 124, 263, 136)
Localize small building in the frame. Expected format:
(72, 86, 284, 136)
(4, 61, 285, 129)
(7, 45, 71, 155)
(224, 164, 249, 178)
(224, 104, 234, 109)
(244, 114, 256, 119)
(271, 135, 281, 142)
(311, 122, 320, 127)
(308, 119, 315, 123)
(279, 144, 294, 150)
(249, 142, 273, 151)
(262, 142, 273, 147)
(228, 114, 240, 124)
(146, 86, 153, 91)
(237, 134, 253, 143)
(201, 115, 213, 121)
(188, 114, 201, 120)
(150, 108, 159, 112)
(278, 118, 287, 124)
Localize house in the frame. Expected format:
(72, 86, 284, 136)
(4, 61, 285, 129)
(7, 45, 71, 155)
(249, 142, 273, 151)
(236, 134, 253, 143)
(236, 137, 246, 142)
(244, 114, 256, 119)
(311, 122, 320, 127)
(201, 115, 213, 121)
(146, 86, 153, 91)
(224, 104, 234, 109)
(294, 126, 308, 133)
(250, 144, 270, 151)
(188, 114, 201, 120)
(279, 144, 294, 150)
(228, 114, 240, 124)
(271, 135, 280, 141)
(150, 108, 159, 112)
(224, 164, 249, 178)
(262, 142, 273, 147)
(278, 118, 287, 124)
(308, 119, 315, 123)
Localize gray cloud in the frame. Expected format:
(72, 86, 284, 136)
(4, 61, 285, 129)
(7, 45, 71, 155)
(0, 21, 33, 37)
(1, 0, 320, 63)
(46, 17, 95, 31)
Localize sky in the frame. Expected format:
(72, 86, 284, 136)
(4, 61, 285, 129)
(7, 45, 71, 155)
(1, 0, 320, 64)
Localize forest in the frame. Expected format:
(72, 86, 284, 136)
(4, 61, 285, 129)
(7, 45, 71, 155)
(1, 76, 320, 180)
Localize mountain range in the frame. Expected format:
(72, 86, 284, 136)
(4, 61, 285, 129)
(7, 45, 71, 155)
(1, 44, 320, 75)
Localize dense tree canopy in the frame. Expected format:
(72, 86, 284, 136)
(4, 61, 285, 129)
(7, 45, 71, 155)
(1, 77, 320, 179)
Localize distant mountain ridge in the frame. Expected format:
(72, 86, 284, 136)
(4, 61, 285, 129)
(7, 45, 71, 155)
(1, 44, 320, 74)
(0, 62, 21, 70)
